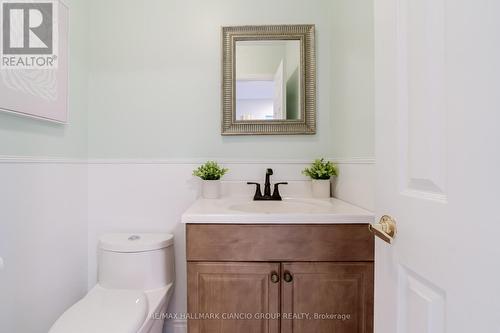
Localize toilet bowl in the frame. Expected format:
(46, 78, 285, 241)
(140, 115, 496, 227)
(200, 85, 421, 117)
(49, 233, 175, 333)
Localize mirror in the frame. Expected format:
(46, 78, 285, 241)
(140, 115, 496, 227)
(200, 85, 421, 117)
(236, 40, 301, 121)
(222, 25, 316, 135)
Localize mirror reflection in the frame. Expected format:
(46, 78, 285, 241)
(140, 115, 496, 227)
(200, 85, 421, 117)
(235, 40, 301, 121)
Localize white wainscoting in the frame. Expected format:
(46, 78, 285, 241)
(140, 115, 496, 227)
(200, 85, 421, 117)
(0, 156, 374, 333)
(333, 160, 375, 211)
(0, 160, 88, 333)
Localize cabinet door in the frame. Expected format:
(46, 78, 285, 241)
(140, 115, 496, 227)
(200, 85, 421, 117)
(188, 262, 281, 333)
(281, 262, 373, 333)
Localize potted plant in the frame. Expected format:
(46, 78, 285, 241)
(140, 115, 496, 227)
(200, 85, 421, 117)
(302, 158, 339, 198)
(193, 161, 229, 199)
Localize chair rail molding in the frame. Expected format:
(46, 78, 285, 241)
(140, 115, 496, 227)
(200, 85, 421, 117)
(0, 155, 375, 165)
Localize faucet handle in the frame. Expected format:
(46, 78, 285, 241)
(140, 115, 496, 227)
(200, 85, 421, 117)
(266, 168, 274, 175)
(247, 182, 263, 200)
(272, 182, 288, 201)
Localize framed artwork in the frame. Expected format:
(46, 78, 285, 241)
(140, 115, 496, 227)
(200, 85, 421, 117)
(0, 0, 69, 123)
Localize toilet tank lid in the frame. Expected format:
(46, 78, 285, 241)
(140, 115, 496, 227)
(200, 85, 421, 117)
(99, 233, 174, 253)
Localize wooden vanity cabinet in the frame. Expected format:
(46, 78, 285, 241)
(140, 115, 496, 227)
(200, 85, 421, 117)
(187, 262, 281, 333)
(280, 262, 373, 333)
(187, 224, 374, 333)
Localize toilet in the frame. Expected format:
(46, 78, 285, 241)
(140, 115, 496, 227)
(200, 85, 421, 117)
(49, 233, 175, 333)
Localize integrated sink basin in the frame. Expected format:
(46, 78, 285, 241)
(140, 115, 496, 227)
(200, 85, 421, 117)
(181, 197, 374, 224)
(229, 198, 334, 214)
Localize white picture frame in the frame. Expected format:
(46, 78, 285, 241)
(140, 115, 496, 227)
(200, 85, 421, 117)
(0, 0, 69, 123)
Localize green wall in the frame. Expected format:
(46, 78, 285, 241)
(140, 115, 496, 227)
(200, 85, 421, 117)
(0, 0, 374, 161)
(286, 68, 300, 120)
(86, 0, 334, 159)
(329, 0, 375, 158)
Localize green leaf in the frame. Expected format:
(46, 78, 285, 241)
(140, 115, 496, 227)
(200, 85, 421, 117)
(193, 161, 229, 180)
(302, 158, 338, 180)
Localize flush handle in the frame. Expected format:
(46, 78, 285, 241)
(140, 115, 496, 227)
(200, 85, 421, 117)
(369, 215, 397, 244)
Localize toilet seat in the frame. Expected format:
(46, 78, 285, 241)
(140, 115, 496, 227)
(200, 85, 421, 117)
(49, 286, 148, 333)
(49, 283, 173, 333)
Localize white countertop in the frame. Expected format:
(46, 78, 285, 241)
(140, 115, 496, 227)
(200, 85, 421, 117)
(181, 197, 375, 224)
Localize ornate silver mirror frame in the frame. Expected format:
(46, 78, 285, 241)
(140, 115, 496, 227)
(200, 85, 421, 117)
(221, 25, 316, 135)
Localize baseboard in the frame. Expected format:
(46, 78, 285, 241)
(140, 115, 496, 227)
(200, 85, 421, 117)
(170, 319, 187, 333)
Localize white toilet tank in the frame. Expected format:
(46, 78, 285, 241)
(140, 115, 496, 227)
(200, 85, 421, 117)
(98, 233, 175, 290)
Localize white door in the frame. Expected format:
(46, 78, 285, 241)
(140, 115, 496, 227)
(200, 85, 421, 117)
(374, 0, 500, 332)
(273, 60, 285, 119)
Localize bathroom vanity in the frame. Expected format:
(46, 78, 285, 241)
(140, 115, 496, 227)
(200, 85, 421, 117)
(182, 197, 375, 333)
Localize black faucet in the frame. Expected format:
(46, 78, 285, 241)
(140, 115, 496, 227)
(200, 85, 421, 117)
(248, 168, 288, 201)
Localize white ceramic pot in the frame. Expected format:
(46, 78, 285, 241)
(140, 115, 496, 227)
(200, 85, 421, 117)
(311, 179, 331, 198)
(202, 180, 221, 199)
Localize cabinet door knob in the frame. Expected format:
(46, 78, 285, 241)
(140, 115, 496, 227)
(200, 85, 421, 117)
(271, 271, 280, 283)
(284, 271, 293, 283)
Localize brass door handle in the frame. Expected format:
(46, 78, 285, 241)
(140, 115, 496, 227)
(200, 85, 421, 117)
(271, 271, 280, 283)
(369, 215, 397, 244)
